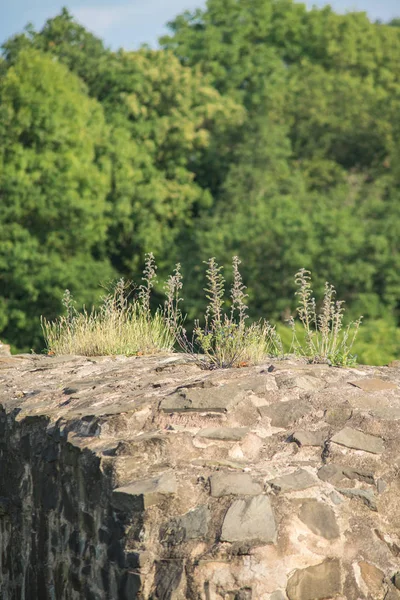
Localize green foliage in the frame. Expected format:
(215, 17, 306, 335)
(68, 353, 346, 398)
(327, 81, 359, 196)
(0, 49, 114, 350)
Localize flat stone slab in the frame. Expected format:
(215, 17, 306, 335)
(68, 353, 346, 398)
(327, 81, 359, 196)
(336, 487, 377, 511)
(298, 500, 340, 540)
(259, 400, 312, 428)
(160, 384, 244, 413)
(331, 427, 384, 454)
(286, 558, 342, 600)
(112, 471, 177, 510)
(221, 495, 276, 543)
(209, 472, 262, 497)
(292, 430, 327, 447)
(196, 427, 249, 441)
(269, 469, 317, 493)
(349, 378, 397, 392)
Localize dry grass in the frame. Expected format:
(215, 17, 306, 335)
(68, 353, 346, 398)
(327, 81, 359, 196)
(289, 268, 362, 366)
(41, 256, 174, 356)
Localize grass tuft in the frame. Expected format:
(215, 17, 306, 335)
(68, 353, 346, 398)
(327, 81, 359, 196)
(166, 256, 282, 369)
(289, 268, 362, 366)
(41, 256, 174, 356)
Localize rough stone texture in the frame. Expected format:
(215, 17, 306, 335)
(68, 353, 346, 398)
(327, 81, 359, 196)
(0, 353, 400, 599)
(221, 495, 276, 543)
(331, 426, 385, 454)
(209, 472, 262, 497)
(286, 559, 342, 600)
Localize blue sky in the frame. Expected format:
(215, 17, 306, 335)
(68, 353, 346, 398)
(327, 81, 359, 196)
(1, 0, 399, 50)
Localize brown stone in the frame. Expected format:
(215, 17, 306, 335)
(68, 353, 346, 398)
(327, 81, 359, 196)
(286, 558, 342, 600)
(359, 562, 385, 599)
(298, 500, 340, 540)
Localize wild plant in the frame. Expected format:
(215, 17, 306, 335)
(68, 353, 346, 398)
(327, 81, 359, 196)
(41, 254, 174, 356)
(289, 268, 362, 366)
(165, 256, 282, 368)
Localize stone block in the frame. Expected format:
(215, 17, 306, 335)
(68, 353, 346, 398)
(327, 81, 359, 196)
(221, 495, 276, 544)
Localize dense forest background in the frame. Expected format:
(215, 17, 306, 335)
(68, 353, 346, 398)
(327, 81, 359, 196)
(1, 0, 400, 364)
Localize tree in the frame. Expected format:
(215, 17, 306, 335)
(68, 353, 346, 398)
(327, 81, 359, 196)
(0, 49, 114, 350)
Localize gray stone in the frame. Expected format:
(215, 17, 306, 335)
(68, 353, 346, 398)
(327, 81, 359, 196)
(317, 463, 375, 485)
(160, 384, 244, 413)
(394, 572, 400, 590)
(196, 427, 249, 441)
(112, 471, 177, 510)
(331, 427, 384, 454)
(328, 490, 344, 505)
(292, 430, 326, 447)
(349, 378, 397, 392)
(286, 558, 342, 600)
(259, 400, 312, 428)
(342, 467, 375, 485)
(370, 407, 400, 420)
(324, 405, 352, 427)
(209, 472, 262, 497)
(269, 469, 317, 493)
(377, 479, 387, 494)
(298, 500, 340, 540)
(336, 487, 377, 511)
(162, 505, 210, 544)
(317, 464, 344, 484)
(270, 592, 287, 600)
(221, 495, 276, 543)
(178, 505, 210, 540)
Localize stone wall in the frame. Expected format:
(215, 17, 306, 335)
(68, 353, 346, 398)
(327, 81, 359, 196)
(1, 352, 400, 599)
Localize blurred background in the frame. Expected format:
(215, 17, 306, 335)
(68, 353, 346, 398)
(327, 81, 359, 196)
(1, 0, 400, 363)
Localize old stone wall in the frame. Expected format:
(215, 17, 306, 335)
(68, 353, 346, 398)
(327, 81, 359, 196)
(1, 352, 400, 599)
